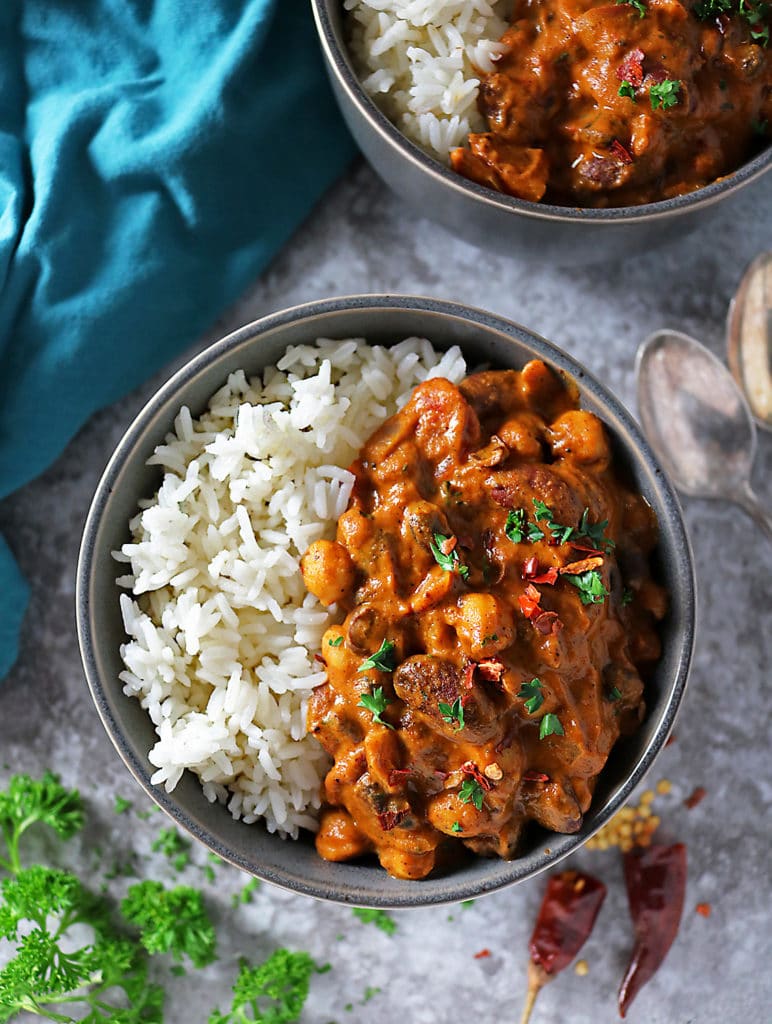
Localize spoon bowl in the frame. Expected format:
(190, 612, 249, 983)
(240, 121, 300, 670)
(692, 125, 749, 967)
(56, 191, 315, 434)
(636, 329, 772, 540)
(727, 251, 772, 432)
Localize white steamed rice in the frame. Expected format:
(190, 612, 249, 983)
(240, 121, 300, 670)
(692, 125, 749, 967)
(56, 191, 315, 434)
(345, 0, 511, 162)
(115, 338, 466, 838)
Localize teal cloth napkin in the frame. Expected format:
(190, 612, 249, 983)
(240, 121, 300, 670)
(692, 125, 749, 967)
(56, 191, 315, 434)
(0, 0, 356, 680)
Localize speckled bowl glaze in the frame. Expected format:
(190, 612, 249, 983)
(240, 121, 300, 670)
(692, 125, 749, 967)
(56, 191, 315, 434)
(311, 0, 772, 264)
(77, 296, 695, 907)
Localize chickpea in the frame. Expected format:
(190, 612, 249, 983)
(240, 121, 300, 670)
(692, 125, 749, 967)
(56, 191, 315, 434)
(427, 790, 486, 836)
(336, 508, 372, 549)
(497, 413, 544, 461)
(315, 809, 371, 862)
(300, 539, 355, 606)
(453, 592, 514, 658)
(549, 410, 610, 468)
(378, 847, 436, 880)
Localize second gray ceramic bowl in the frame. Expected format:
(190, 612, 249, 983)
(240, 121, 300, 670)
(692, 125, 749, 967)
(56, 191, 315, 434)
(77, 295, 695, 907)
(311, 0, 772, 264)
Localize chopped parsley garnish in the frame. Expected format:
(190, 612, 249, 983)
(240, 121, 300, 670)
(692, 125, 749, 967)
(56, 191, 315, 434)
(439, 697, 465, 731)
(578, 508, 615, 552)
(539, 713, 565, 740)
(506, 507, 546, 543)
(650, 79, 681, 110)
(622, 587, 634, 606)
(532, 499, 574, 545)
(352, 907, 397, 934)
(357, 686, 394, 729)
(607, 686, 623, 701)
(517, 677, 545, 715)
(618, 80, 637, 100)
(451, 821, 463, 833)
(328, 635, 344, 647)
(693, 0, 733, 15)
(0, 771, 84, 874)
(752, 117, 769, 136)
(568, 569, 610, 605)
(430, 532, 470, 580)
(357, 638, 397, 673)
(459, 778, 485, 810)
(232, 877, 261, 907)
(113, 795, 132, 815)
(617, 0, 647, 15)
(152, 827, 191, 872)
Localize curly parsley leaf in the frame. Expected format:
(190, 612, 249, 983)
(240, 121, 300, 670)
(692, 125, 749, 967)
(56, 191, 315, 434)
(121, 881, 217, 968)
(208, 949, 323, 1024)
(438, 697, 465, 731)
(151, 827, 190, 872)
(459, 778, 485, 811)
(517, 678, 545, 716)
(352, 907, 397, 934)
(539, 713, 565, 740)
(568, 569, 610, 605)
(357, 638, 397, 674)
(450, 821, 463, 834)
(0, 772, 84, 875)
(328, 636, 344, 648)
(357, 686, 394, 729)
(430, 533, 470, 581)
(650, 79, 681, 110)
(0, 868, 163, 1024)
(618, 80, 637, 100)
(505, 508, 544, 544)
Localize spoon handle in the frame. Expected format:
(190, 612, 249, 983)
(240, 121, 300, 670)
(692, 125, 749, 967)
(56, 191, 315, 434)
(738, 482, 772, 543)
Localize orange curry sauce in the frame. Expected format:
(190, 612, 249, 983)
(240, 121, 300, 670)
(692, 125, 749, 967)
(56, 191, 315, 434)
(302, 364, 665, 880)
(450, 0, 772, 207)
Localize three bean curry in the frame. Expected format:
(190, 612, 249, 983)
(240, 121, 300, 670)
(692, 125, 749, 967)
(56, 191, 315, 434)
(450, 0, 772, 207)
(301, 362, 666, 880)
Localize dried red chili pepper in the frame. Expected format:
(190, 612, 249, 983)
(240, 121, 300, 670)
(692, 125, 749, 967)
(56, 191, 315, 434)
(610, 139, 634, 165)
(618, 843, 687, 1018)
(477, 657, 505, 682)
(684, 786, 706, 809)
(520, 870, 606, 1023)
(376, 808, 407, 832)
(461, 760, 493, 791)
(522, 770, 550, 783)
(532, 610, 562, 635)
(617, 48, 644, 87)
(518, 583, 542, 619)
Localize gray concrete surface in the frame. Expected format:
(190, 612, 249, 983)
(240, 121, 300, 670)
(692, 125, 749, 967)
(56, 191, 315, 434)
(1, 159, 770, 1023)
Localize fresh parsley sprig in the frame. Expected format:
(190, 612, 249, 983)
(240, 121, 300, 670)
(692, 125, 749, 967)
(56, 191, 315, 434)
(539, 713, 565, 740)
(358, 686, 394, 729)
(650, 79, 681, 110)
(438, 697, 465, 731)
(0, 772, 85, 876)
(568, 569, 610, 605)
(208, 949, 327, 1024)
(122, 880, 217, 968)
(430, 532, 470, 580)
(357, 638, 397, 674)
(459, 778, 485, 811)
(517, 678, 545, 715)
(505, 508, 545, 544)
(533, 500, 574, 545)
(578, 509, 615, 552)
(616, 0, 647, 15)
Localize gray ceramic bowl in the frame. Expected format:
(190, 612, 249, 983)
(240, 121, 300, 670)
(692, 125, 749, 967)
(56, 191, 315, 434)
(311, 0, 772, 264)
(77, 295, 695, 907)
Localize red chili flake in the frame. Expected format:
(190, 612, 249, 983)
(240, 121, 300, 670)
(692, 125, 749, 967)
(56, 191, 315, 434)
(440, 534, 458, 556)
(456, 533, 474, 550)
(560, 555, 604, 576)
(313, 653, 326, 665)
(569, 541, 604, 557)
(684, 786, 706, 809)
(695, 902, 711, 918)
(462, 661, 476, 689)
(477, 658, 505, 683)
(462, 760, 493, 791)
(610, 138, 634, 165)
(434, 768, 449, 781)
(519, 583, 542, 619)
(665, 733, 677, 747)
(532, 567, 559, 585)
(523, 770, 550, 783)
(474, 948, 491, 959)
(377, 809, 407, 832)
(532, 611, 563, 635)
(490, 485, 514, 508)
(617, 48, 644, 87)
(388, 769, 413, 788)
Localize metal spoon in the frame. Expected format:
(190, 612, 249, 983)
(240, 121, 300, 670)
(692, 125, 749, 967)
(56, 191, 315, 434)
(636, 329, 772, 541)
(727, 250, 772, 432)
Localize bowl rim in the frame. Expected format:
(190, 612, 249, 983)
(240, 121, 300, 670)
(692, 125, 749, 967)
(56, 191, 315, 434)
(76, 294, 696, 907)
(310, 0, 772, 225)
